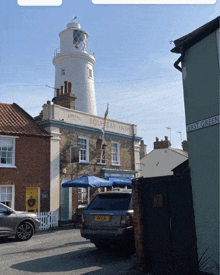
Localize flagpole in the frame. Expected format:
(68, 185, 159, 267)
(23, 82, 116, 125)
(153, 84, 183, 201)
(100, 104, 109, 164)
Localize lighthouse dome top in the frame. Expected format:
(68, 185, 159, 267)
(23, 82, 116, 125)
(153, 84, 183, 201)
(67, 22, 81, 29)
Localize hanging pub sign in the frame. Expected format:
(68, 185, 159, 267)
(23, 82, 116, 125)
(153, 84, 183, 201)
(71, 146, 80, 163)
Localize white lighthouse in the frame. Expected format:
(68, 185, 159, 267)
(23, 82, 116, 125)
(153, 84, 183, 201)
(53, 20, 97, 115)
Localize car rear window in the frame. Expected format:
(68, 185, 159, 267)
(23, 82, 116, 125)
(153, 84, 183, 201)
(87, 193, 132, 211)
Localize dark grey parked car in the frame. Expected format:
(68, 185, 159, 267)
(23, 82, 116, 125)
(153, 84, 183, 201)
(0, 203, 40, 241)
(81, 191, 135, 252)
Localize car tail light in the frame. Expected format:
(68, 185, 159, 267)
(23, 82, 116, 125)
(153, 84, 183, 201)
(120, 213, 133, 227)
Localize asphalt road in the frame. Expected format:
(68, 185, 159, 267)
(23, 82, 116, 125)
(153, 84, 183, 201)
(0, 228, 135, 275)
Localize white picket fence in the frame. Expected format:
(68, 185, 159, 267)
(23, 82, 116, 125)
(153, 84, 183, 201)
(39, 211, 59, 231)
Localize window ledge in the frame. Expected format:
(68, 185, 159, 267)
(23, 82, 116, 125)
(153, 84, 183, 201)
(97, 163, 106, 166)
(0, 165, 16, 169)
(111, 164, 121, 167)
(79, 162, 90, 165)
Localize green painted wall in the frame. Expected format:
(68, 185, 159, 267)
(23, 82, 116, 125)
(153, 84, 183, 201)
(182, 32, 219, 123)
(182, 31, 219, 274)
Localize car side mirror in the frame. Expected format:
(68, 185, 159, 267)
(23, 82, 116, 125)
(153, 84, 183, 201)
(3, 209, 14, 215)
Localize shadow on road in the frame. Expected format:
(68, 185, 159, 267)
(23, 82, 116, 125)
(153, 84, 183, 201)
(11, 247, 132, 274)
(0, 236, 19, 243)
(4, 240, 90, 255)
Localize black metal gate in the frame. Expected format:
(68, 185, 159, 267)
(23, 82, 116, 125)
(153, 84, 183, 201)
(137, 174, 198, 275)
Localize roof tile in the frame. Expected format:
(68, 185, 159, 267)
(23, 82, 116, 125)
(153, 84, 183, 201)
(0, 103, 50, 137)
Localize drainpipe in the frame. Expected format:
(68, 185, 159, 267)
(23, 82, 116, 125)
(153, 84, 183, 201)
(173, 47, 185, 72)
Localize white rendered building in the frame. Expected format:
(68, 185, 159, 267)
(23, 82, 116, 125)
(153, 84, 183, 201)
(53, 20, 97, 115)
(140, 137, 188, 177)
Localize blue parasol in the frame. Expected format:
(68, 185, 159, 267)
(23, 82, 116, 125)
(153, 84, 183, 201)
(105, 176, 132, 188)
(62, 174, 113, 188)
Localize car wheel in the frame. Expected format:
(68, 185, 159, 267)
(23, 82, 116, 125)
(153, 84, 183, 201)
(115, 240, 135, 254)
(16, 222, 34, 241)
(94, 240, 111, 250)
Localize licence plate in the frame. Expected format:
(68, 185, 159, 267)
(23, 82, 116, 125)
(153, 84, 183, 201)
(94, 215, 110, 222)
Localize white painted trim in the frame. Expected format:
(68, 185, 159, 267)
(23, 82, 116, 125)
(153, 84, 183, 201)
(0, 136, 18, 167)
(69, 187, 72, 220)
(88, 187, 90, 204)
(78, 136, 90, 163)
(43, 103, 136, 136)
(0, 165, 17, 168)
(111, 142, 120, 165)
(38, 187, 40, 215)
(11, 185, 15, 209)
(0, 184, 15, 209)
(0, 135, 19, 139)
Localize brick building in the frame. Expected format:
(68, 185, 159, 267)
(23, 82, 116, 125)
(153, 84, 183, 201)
(33, 20, 143, 221)
(0, 103, 50, 213)
(36, 82, 142, 221)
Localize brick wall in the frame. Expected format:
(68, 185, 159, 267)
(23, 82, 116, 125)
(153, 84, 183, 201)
(59, 129, 135, 215)
(154, 136, 171, 149)
(0, 135, 50, 212)
(132, 180, 145, 260)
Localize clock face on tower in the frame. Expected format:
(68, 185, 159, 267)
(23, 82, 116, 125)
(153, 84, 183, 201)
(73, 30, 86, 50)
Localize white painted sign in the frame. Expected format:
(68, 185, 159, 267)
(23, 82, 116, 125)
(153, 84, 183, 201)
(50, 104, 136, 136)
(186, 115, 220, 133)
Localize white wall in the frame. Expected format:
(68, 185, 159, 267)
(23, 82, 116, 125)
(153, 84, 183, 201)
(140, 148, 188, 177)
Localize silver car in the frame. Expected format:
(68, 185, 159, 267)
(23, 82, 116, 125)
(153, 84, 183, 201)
(0, 203, 40, 241)
(81, 191, 135, 252)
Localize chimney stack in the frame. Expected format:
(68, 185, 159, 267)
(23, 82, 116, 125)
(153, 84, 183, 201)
(140, 140, 147, 159)
(61, 86, 64, 95)
(56, 88, 60, 96)
(182, 140, 188, 152)
(154, 136, 171, 149)
(64, 81, 68, 94)
(68, 82, 72, 93)
(52, 81, 77, 110)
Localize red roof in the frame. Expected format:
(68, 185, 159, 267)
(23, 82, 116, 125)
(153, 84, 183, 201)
(0, 103, 50, 137)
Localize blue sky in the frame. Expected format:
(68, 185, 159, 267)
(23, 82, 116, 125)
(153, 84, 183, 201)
(0, 0, 219, 152)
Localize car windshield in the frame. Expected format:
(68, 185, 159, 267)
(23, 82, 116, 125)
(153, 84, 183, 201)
(87, 193, 132, 211)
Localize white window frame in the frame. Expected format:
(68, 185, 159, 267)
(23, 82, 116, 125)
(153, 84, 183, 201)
(0, 136, 18, 168)
(78, 188, 87, 204)
(111, 142, 120, 166)
(78, 136, 89, 163)
(0, 185, 15, 209)
(61, 68, 65, 76)
(88, 68, 93, 79)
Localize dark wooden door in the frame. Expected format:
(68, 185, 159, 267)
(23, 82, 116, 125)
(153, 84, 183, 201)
(138, 174, 198, 275)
